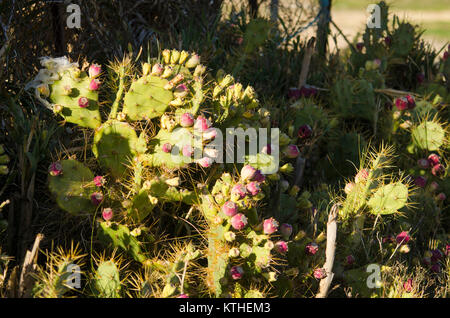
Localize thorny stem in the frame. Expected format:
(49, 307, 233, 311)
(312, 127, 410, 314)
(109, 67, 126, 120)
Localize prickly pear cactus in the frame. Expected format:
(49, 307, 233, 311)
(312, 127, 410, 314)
(411, 120, 446, 151)
(92, 260, 121, 298)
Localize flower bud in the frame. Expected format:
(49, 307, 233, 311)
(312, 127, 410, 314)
(102, 208, 113, 221)
(263, 218, 279, 235)
(230, 213, 247, 230)
(89, 63, 101, 78)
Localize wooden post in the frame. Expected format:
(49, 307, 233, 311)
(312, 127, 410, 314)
(316, 0, 332, 59)
(249, 0, 259, 18)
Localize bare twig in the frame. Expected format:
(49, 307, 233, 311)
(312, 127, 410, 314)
(298, 37, 315, 88)
(316, 203, 339, 298)
(18, 233, 44, 298)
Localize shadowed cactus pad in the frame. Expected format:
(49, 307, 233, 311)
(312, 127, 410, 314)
(123, 75, 174, 121)
(92, 121, 140, 177)
(48, 160, 96, 215)
(367, 182, 408, 215)
(49, 70, 101, 129)
(411, 121, 446, 151)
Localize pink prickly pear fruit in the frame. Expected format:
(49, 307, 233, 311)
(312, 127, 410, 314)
(280, 223, 293, 239)
(253, 170, 266, 183)
(194, 116, 211, 132)
(246, 181, 261, 196)
(222, 201, 238, 217)
(48, 162, 63, 176)
(414, 176, 427, 188)
(197, 157, 213, 168)
(405, 95, 415, 109)
(93, 176, 105, 187)
(88, 63, 101, 78)
(91, 192, 104, 206)
(346, 254, 355, 266)
(162, 143, 172, 153)
(355, 169, 369, 183)
(182, 144, 193, 157)
(403, 279, 413, 293)
(230, 266, 244, 280)
(185, 53, 200, 68)
(445, 244, 450, 256)
(429, 181, 439, 191)
(443, 51, 449, 61)
(428, 153, 440, 166)
(231, 184, 247, 200)
(313, 268, 327, 279)
(261, 144, 272, 155)
(241, 165, 257, 182)
(305, 242, 319, 255)
(395, 97, 409, 110)
(356, 42, 364, 51)
(283, 145, 299, 159)
(151, 63, 164, 76)
(177, 294, 189, 298)
(436, 192, 446, 201)
(288, 87, 301, 100)
(298, 124, 312, 139)
(174, 84, 189, 99)
(202, 128, 218, 141)
(230, 213, 248, 230)
(180, 113, 194, 127)
(396, 231, 410, 245)
(263, 217, 279, 235)
(78, 97, 89, 108)
(431, 164, 445, 177)
(344, 182, 355, 194)
(417, 158, 430, 169)
(89, 78, 101, 91)
(102, 208, 113, 221)
(274, 241, 288, 254)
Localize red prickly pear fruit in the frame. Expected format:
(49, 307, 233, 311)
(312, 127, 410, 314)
(417, 158, 430, 169)
(445, 244, 450, 256)
(231, 183, 247, 200)
(431, 164, 445, 177)
(429, 181, 439, 191)
(151, 63, 163, 76)
(91, 192, 104, 206)
(405, 95, 415, 109)
(197, 157, 213, 168)
(48, 162, 63, 176)
(241, 165, 257, 182)
(274, 241, 288, 254)
(88, 63, 101, 78)
(416, 73, 425, 84)
(396, 231, 410, 245)
(355, 169, 369, 183)
(346, 255, 355, 266)
(180, 113, 194, 127)
(431, 249, 443, 262)
(78, 97, 89, 108)
(395, 97, 408, 110)
(313, 268, 327, 279)
(384, 36, 391, 46)
(230, 213, 247, 230)
(253, 170, 266, 183)
(230, 266, 244, 280)
(283, 145, 299, 159)
(102, 208, 113, 221)
(298, 124, 312, 139)
(344, 182, 355, 194)
(174, 84, 189, 99)
(202, 128, 217, 141)
(305, 242, 319, 255)
(414, 176, 427, 188)
(356, 42, 364, 51)
(280, 223, 293, 239)
(182, 144, 193, 157)
(288, 87, 301, 100)
(403, 279, 413, 292)
(194, 116, 211, 132)
(436, 192, 446, 201)
(246, 181, 261, 196)
(428, 153, 440, 166)
(261, 144, 272, 155)
(177, 294, 189, 298)
(162, 143, 172, 153)
(222, 201, 238, 217)
(89, 78, 101, 91)
(263, 217, 279, 234)
(431, 263, 441, 273)
(93, 176, 105, 187)
(443, 51, 449, 61)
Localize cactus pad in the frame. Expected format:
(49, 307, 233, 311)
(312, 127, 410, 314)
(92, 260, 121, 298)
(411, 121, 446, 151)
(48, 159, 96, 215)
(367, 182, 408, 215)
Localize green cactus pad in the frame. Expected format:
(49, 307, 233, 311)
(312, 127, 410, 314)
(207, 226, 229, 297)
(98, 222, 147, 263)
(49, 71, 101, 129)
(367, 182, 408, 215)
(92, 121, 139, 177)
(128, 189, 156, 223)
(411, 121, 446, 151)
(122, 75, 174, 121)
(92, 260, 121, 298)
(144, 178, 196, 205)
(48, 159, 96, 215)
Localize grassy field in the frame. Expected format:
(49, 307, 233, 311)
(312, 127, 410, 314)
(333, 0, 450, 11)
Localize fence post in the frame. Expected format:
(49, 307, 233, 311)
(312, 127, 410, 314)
(316, 0, 332, 58)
